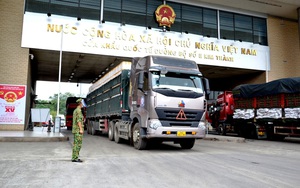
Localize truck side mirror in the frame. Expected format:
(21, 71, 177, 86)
(138, 72, 144, 90)
(202, 78, 210, 96)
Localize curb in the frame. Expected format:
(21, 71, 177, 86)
(0, 136, 69, 142)
(203, 135, 246, 143)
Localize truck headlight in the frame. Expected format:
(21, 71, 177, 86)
(149, 120, 162, 130)
(198, 121, 206, 130)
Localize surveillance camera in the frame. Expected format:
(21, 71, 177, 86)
(29, 54, 34, 60)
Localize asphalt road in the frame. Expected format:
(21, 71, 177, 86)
(0, 128, 300, 188)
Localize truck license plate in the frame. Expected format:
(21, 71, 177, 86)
(177, 131, 186, 137)
(258, 131, 264, 136)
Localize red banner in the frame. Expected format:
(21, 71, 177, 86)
(0, 85, 25, 102)
(0, 84, 26, 124)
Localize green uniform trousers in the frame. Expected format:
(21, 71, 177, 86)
(72, 133, 83, 160)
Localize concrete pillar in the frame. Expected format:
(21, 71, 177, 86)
(298, 8, 300, 48)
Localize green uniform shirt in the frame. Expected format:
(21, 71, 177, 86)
(72, 106, 84, 134)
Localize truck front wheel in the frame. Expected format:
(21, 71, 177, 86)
(108, 121, 114, 141)
(179, 138, 195, 149)
(218, 123, 226, 135)
(132, 123, 147, 150)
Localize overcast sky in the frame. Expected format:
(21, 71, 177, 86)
(35, 81, 91, 100)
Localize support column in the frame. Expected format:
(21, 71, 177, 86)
(298, 8, 300, 48)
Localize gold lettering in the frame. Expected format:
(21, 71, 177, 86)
(47, 24, 54, 32)
(241, 48, 257, 56)
(204, 54, 214, 60)
(195, 42, 218, 51)
(129, 34, 135, 42)
(97, 30, 105, 38)
(47, 24, 62, 33)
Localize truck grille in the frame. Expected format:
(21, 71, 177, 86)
(155, 108, 204, 127)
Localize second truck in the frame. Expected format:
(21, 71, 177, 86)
(86, 55, 210, 150)
(207, 77, 300, 140)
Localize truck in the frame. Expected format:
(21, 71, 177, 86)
(206, 91, 234, 135)
(207, 77, 300, 140)
(86, 56, 210, 150)
(65, 97, 86, 130)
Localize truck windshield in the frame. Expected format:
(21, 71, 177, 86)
(151, 71, 203, 93)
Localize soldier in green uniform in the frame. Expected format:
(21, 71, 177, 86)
(71, 98, 85, 162)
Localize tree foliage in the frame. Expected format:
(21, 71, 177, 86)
(35, 92, 76, 117)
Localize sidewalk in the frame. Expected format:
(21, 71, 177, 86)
(0, 127, 244, 143)
(0, 127, 69, 142)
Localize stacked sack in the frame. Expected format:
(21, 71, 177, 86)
(284, 108, 300, 119)
(233, 109, 255, 119)
(256, 108, 282, 119)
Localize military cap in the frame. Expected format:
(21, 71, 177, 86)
(76, 98, 82, 103)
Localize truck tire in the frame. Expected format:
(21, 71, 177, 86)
(108, 121, 114, 141)
(179, 138, 195, 149)
(218, 123, 226, 135)
(86, 121, 90, 134)
(91, 122, 96, 135)
(87, 125, 90, 134)
(114, 122, 121, 143)
(132, 123, 147, 150)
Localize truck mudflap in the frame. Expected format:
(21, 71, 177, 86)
(256, 124, 268, 139)
(146, 125, 206, 139)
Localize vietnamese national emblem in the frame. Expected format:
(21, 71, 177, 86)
(155, 4, 176, 28)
